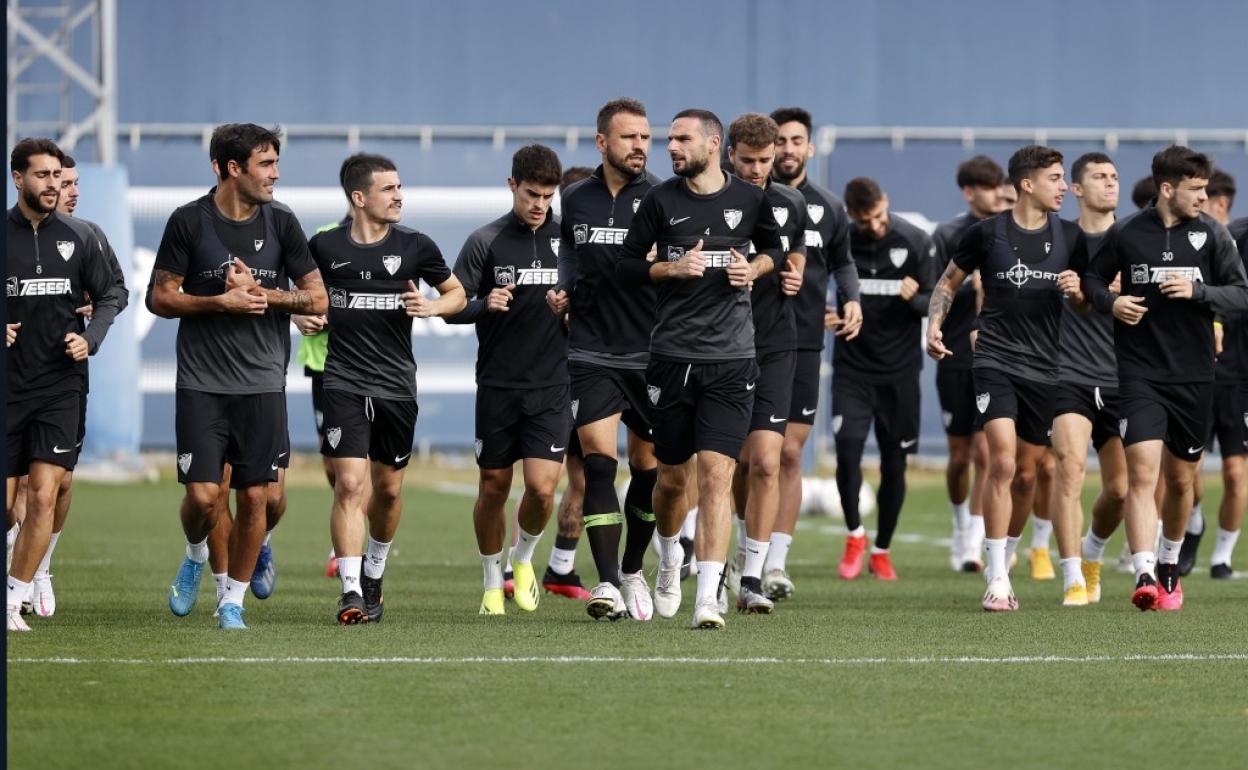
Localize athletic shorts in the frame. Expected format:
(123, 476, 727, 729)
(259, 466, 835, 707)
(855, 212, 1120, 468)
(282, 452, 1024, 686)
(788, 350, 822, 424)
(320, 388, 418, 469)
(7, 390, 82, 476)
(831, 371, 920, 454)
(1118, 379, 1213, 462)
(750, 349, 797, 435)
(474, 384, 571, 469)
(646, 358, 759, 465)
(307, 367, 328, 440)
(973, 367, 1054, 447)
(1053, 383, 1121, 452)
(1208, 381, 1248, 458)
(936, 365, 977, 437)
(175, 389, 286, 489)
(569, 361, 652, 439)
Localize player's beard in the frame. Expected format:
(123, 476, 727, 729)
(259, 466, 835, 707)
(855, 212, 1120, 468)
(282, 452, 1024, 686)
(674, 153, 708, 179)
(772, 154, 805, 183)
(606, 148, 646, 180)
(22, 185, 56, 214)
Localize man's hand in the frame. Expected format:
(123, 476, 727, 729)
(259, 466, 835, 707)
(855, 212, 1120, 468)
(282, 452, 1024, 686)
(75, 303, 94, 321)
(1108, 274, 1122, 294)
(1160, 275, 1195, 300)
(220, 285, 268, 315)
(6, 322, 20, 348)
(836, 301, 863, 340)
(899, 276, 920, 301)
(1057, 269, 1084, 302)
(669, 239, 706, 279)
(292, 313, 326, 335)
(1112, 295, 1148, 325)
(225, 256, 258, 290)
(726, 248, 754, 288)
(779, 258, 803, 296)
(403, 280, 438, 318)
(486, 284, 515, 313)
(64, 332, 88, 361)
(824, 308, 841, 330)
(546, 288, 569, 315)
(927, 325, 951, 360)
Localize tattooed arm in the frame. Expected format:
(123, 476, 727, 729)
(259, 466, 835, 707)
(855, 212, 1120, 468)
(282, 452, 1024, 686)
(926, 260, 969, 361)
(265, 270, 328, 314)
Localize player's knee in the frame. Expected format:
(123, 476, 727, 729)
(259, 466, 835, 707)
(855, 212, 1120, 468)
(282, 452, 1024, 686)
(57, 473, 73, 496)
(1056, 455, 1086, 492)
(186, 485, 219, 515)
(1011, 467, 1037, 494)
(749, 452, 780, 482)
(581, 453, 619, 512)
(333, 472, 368, 502)
(235, 485, 267, 514)
(1103, 474, 1128, 505)
(988, 453, 1016, 482)
(1223, 460, 1247, 490)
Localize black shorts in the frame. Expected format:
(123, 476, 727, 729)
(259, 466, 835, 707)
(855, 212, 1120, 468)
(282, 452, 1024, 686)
(1118, 379, 1212, 462)
(307, 367, 328, 440)
(7, 390, 82, 476)
(973, 368, 1054, 447)
(176, 390, 286, 489)
(475, 384, 571, 469)
(569, 361, 652, 439)
(936, 365, 977, 438)
(1208, 381, 1248, 458)
(788, 350, 822, 424)
(1054, 383, 1121, 452)
(831, 372, 921, 454)
(320, 388, 418, 469)
(750, 349, 797, 435)
(647, 358, 759, 465)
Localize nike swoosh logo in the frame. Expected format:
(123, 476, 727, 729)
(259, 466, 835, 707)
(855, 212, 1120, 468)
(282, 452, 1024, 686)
(550, 445, 566, 453)
(395, 453, 411, 463)
(769, 416, 786, 423)
(900, 439, 917, 449)
(331, 261, 351, 269)
(746, 382, 756, 391)
(802, 407, 817, 416)
(52, 446, 72, 454)
(1189, 446, 1204, 454)
(669, 216, 692, 226)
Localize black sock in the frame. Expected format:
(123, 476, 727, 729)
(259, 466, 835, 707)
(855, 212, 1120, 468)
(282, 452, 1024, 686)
(582, 453, 622, 586)
(874, 451, 908, 550)
(835, 437, 865, 532)
(621, 465, 658, 574)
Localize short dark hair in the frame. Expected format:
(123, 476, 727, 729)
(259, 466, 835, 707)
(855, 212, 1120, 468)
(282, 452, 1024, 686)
(560, 166, 593, 193)
(955, 155, 1004, 189)
(1007, 145, 1064, 191)
(10, 137, 62, 173)
(1131, 176, 1157, 209)
(1207, 168, 1236, 203)
(210, 123, 282, 181)
(672, 109, 723, 140)
(769, 107, 813, 138)
(843, 177, 884, 214)
(596, 98, 647, 135)
(511, 144, 562, 186)
(1151, 145, 1212, 189)
(1071, 152, 1114, 185)
(339, 153, 397, 197)
(728, 113, 779, 149)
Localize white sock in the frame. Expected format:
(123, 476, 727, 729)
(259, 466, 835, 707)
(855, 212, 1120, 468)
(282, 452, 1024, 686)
(695, 561, 723, 606)
(7, 577, 31, 608)
(681, 507, 698, 540)
(870, 545, 889, 555)
(1210, 527, 1241, 567)
(512, 527, 542, 564)
(263, 530, 273, 547)
(657, 533, 682, 568)
(1060, 557, 1083, 590)
(547, 545, 576, 576)
(36, 531, 60, 575)
(1132, 551, 1156, 581)
(1158, 536, 1183, 565)
(363, 536, 391, 579)
(736, 521, 748, 550)
(213, 573, 228, 604)
(480, 550, 503, 591)
(847, 525, 865, 538)
(504, 546, 514, 575)
(337, 556, 362, 596)
(984, 538, 1007, 582)
(1154, 518, 1163, 551)
(221, 577, 248, 608)
(967, 515, 986, 546)
(951, 500, 971, 531)
(764, 532, 792, 573)
(1005, 535, 1021, 572)
(185, 537, 209, 564)
(1187, 504, 1204, 535)
(6, 522, 18, 547)
(1082, 530, 1109, 562)
(743, 538, 769, 579)
(1030, 517, 1053, 550)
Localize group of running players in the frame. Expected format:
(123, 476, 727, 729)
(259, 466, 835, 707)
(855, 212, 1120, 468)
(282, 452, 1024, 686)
(7, 98, 1246, 631)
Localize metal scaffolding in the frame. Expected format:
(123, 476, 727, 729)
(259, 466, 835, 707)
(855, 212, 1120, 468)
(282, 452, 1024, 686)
(7, 0, 116, 164)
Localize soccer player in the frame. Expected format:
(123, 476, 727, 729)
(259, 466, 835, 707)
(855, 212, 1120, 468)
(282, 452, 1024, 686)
(762, 106, 862, 601)
(833, 177, 936, 581)
(310, 153, 464, 624)
(547, 98, 660, 620)
(931, 156, 1005, 572)
(615, 108, 783, 629)
(1131, 177, 1157, 211)
(723, 112, 806, 613)
(448, 144, 568, 616)
(928, 145, 1084, 611)
(1083, 145, 1248, 610)
(6, 138, 125, 631)
(148, 123, 327, 630)
(1050, 152, 1126, 606)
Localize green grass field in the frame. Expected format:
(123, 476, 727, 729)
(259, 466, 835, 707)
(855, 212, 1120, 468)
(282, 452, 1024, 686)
(8, 464, 1248, 770)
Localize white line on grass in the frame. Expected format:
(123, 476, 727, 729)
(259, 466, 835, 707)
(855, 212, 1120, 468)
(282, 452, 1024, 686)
(9, 653, 1247, 666)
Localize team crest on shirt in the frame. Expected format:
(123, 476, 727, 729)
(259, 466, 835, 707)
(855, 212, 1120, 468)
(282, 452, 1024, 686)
(56, 240, 74, 260)
(831, 415, 843, 435)
(772, 206, 789, 228)
(571, 399, 579, 419)
(474, 438, 484, 458)
(1044, 242, 1051, 254)
(329, 287, 348, 309)
(177, 453, 193, 474)
(1189, 231, 1207, 251)
(647, 385, 661, 406)
(381, 255, 401, 276)
(976, 393, 990, 414)
(254, 240, 264, 252)
(573, 224, 589, 245)
(550, 238, 561, 256)
(724, 209, 743, 229)
(326, 427, 342, 450)
(666, 246, 685, 261)
(1119, 418, 1128, 439)
(633, 198, 642, 213)
(494, 266, 516, 286)
(889, 248, 908, 268)
(807, 204, 824, 224)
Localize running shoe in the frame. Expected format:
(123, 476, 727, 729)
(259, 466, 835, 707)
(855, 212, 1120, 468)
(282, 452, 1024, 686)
(619, 571, 653, 621)
(541, 567, 591, 601)
(868, 551, 898, 581)
(168, 556, 205, 617)
(217, 602, 247, 629)
(337, 591, 366, 625)
(586, 582, 627, 621)
(250, 542, 275, 599)
(1028, 547, 1055, 581)
(838, 533, 867, 580)
(361, 574, 383, 622)
(512, 561, 539, 612)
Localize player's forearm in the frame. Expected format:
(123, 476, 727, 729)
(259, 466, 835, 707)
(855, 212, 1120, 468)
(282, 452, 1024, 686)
(927, 282, 954, 330)
(265, 284, 327, 314)
(831, 263, 860, 302)
(431, 287, 468, 317)
(747, 253, 775, 279)
(445, 298, 487, 324)
(80, 297, 122, 353)
(1196, 282, 1248, 314)
(909, 289, 932, 316)
(149, 287, 225, 318)
(1082, 274, 1116, 314)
